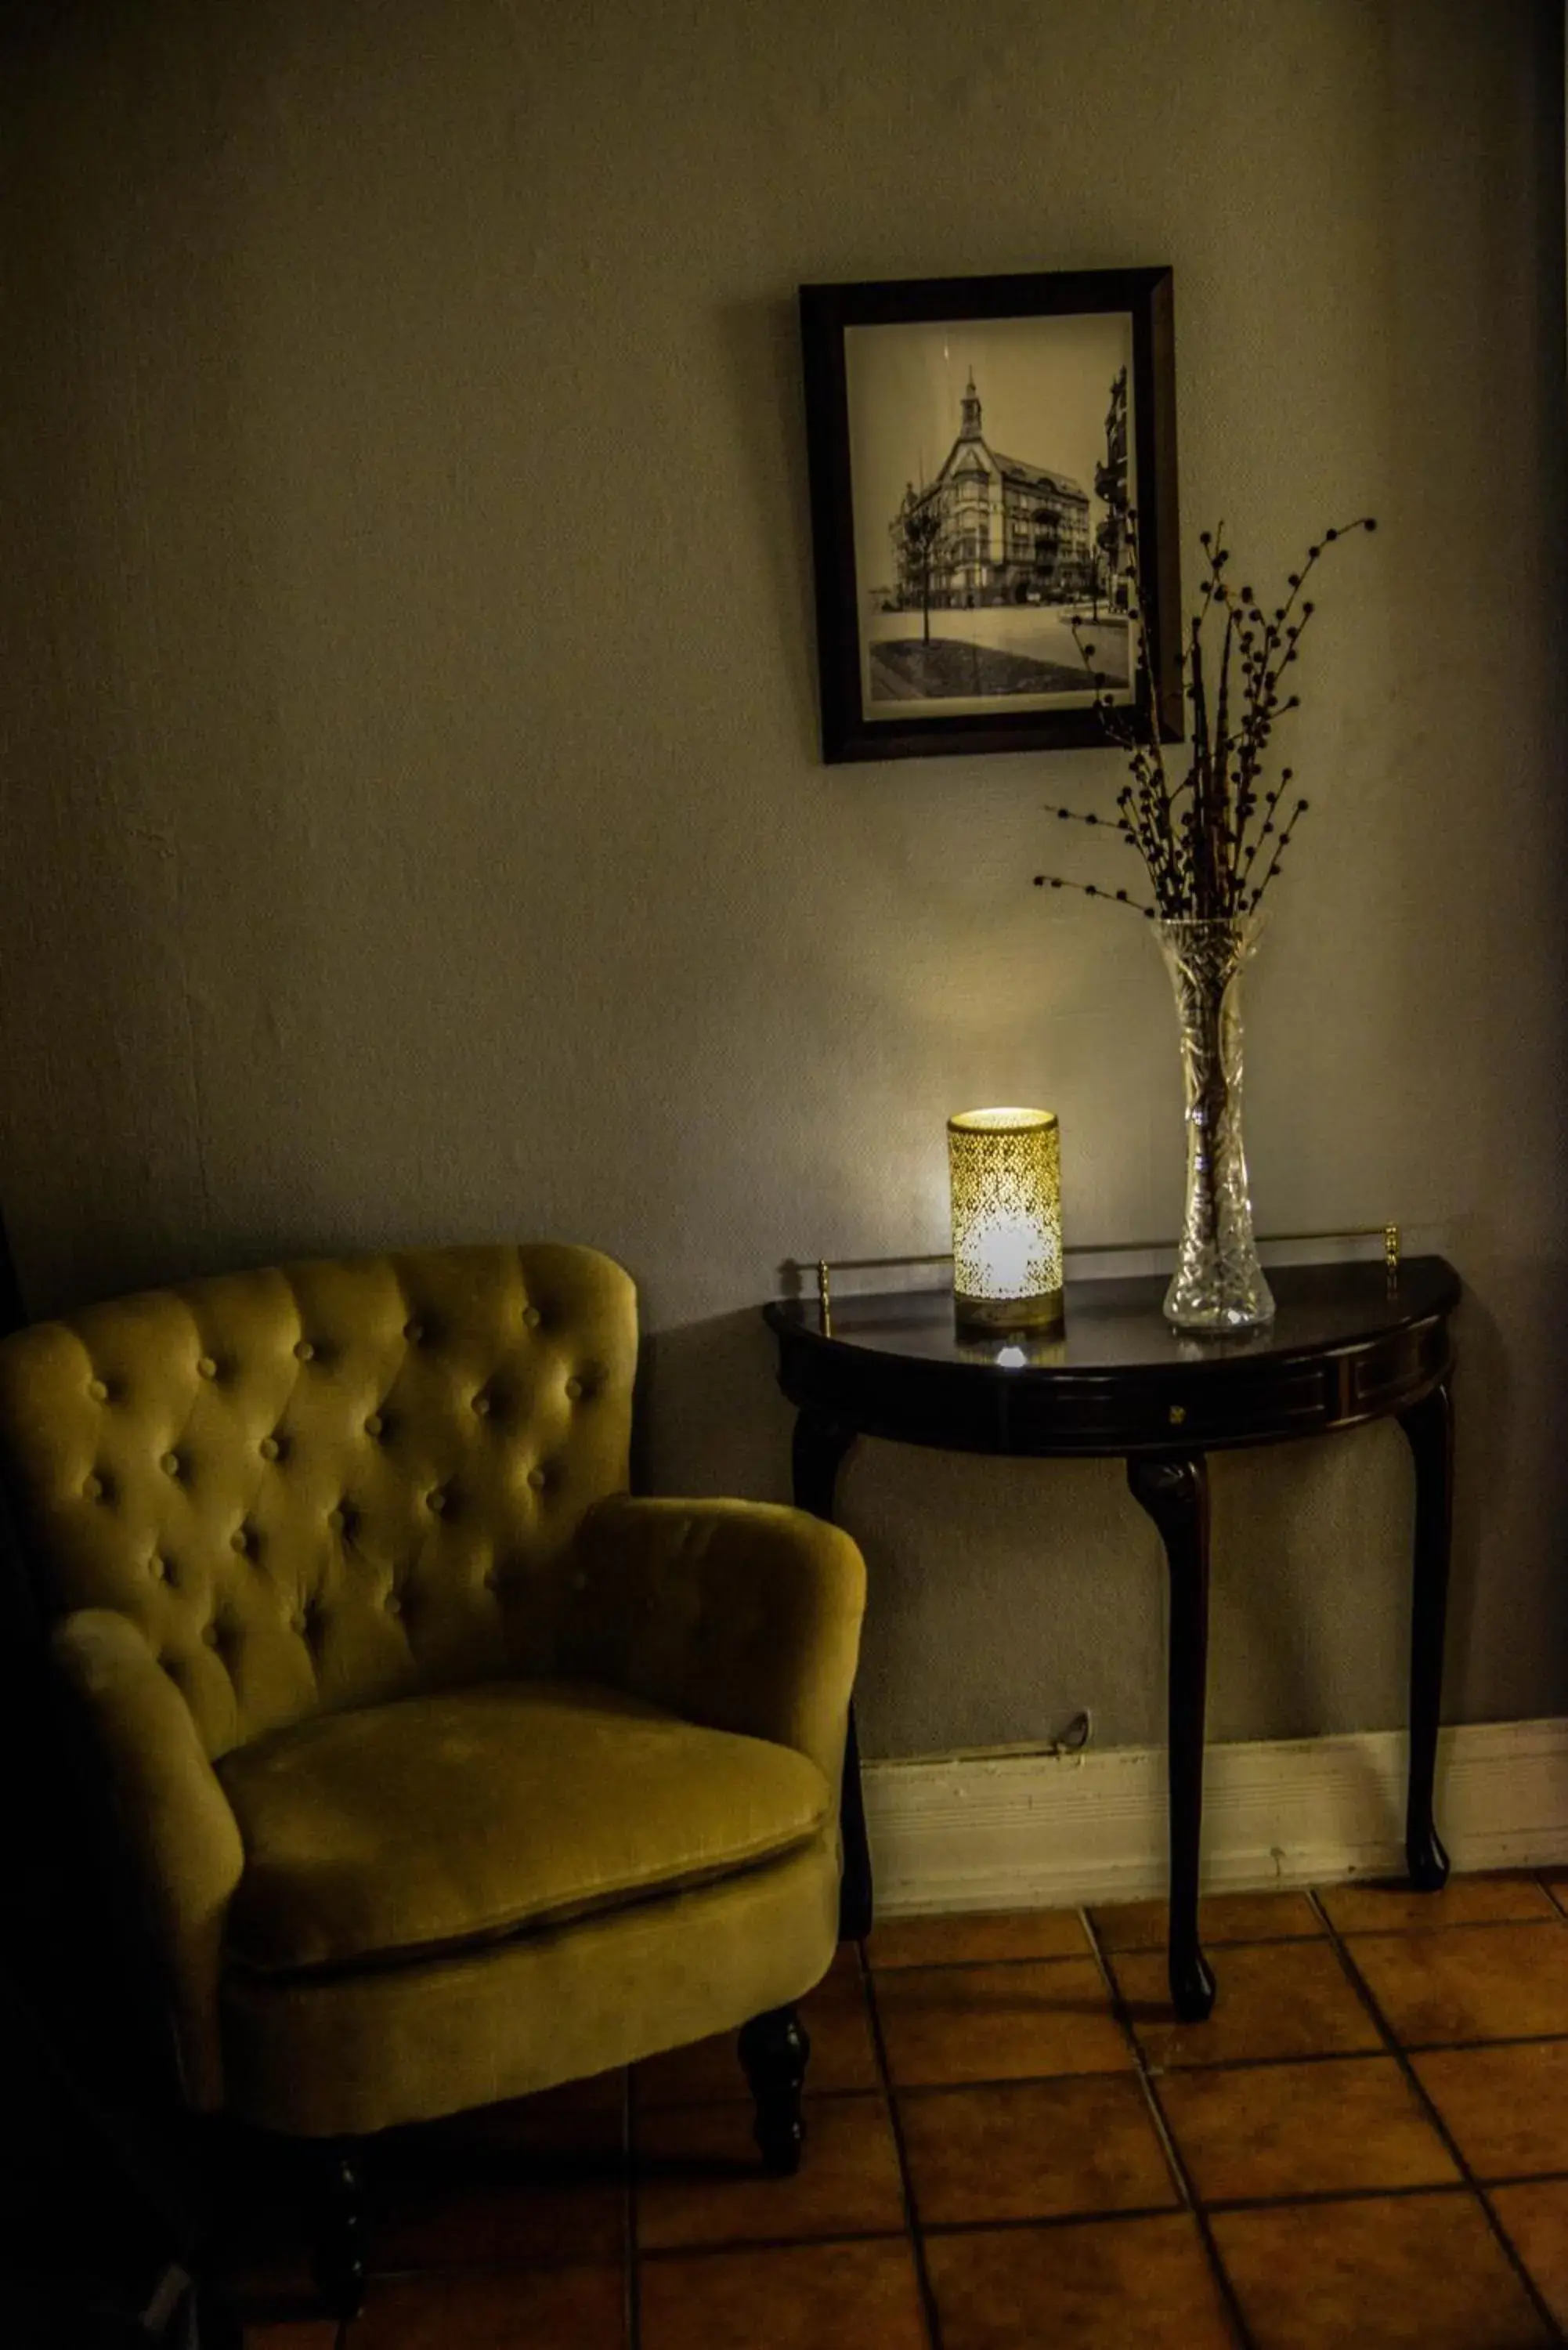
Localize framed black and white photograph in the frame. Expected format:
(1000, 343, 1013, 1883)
(799, 266, 1182, 763)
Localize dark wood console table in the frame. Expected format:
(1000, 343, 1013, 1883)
(763, 1255, 1460, 2020)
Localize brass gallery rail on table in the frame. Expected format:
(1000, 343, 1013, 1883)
(762, 1255, 1461, 2023)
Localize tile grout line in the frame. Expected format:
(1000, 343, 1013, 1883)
(1308, 1888, 1568, 2348)
(635, 2225, 930, 2264)
(1078, 1907, 1258, 2350)
(1201, 2178, 1521, 2216)
(857, 1936, 948, 2350)
(872, 1934, 1321, 1971)
(872, 1890, 1568, 1973)
(910, 2176, 1541, 2229)
(1076, 1911, 1192, 2215)
(1532, 1865, 1567, 1919)
(1338, 1916, 1568, 1945)
(1393, 2026, 1568, 2055)
(916, 2200, 1201, 2243)
(819, 2032, 1568, 2092)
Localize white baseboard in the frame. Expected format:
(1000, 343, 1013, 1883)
(862, 1717, 1568, 1915)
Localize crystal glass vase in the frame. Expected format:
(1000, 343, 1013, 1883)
(1156, 915, 1274, 1332)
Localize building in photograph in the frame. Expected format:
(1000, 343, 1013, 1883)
(889, 372, 1091, 609)
(1095, 364, 1130, 608)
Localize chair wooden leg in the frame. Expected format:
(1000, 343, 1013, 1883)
(303, 2141, 367, 2322)
(738, 2005, 810, 2175)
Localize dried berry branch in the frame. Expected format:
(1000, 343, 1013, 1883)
(1036, 513, 1375, 922)
(1041, 802, 1138, 842)
(1031, 873, 1154, 916)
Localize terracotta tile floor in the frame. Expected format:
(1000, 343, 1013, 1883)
(237, 1871, 1568, 2348)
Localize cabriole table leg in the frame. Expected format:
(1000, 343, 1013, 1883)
(836, 1701, 873, 1941)
(1396, 1374, 1454, 1892)
(791, 1407, 874, 1940)
(1128, 1452, 1216, 2023)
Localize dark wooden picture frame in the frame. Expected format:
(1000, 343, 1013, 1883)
(799, 266, 1182, 764)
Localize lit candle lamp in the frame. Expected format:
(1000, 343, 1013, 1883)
(947, 1107, 1064, 1334)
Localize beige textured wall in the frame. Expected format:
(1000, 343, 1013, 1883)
(3, 0, 1564, 1756)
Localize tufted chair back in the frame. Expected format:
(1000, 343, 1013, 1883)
(0, 1245, 637, 1762)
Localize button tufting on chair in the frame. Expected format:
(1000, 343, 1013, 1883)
(0, 1240, 866, 2190)
(82, 1473, 103, 1501)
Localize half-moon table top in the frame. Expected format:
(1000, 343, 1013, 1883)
(763, 1256, 1459, 1457)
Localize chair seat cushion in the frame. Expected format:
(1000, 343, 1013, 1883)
(218, 1678, 832, 1976)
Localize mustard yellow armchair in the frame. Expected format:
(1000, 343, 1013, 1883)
(0, 1244, 865, 2316)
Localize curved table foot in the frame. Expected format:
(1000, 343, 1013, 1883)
(1407, 1820, 1451, 1893)
(1170, 1943, 1217, 2023)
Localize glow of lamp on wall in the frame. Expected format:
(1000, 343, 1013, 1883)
(947, 1107, 1064, 1335)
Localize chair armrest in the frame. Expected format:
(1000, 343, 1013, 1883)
(52, 1608, 245, 2111)
(563, 1496, 866, 1787)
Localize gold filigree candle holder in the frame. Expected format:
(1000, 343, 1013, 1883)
(947, 1108, 1064, 1333)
